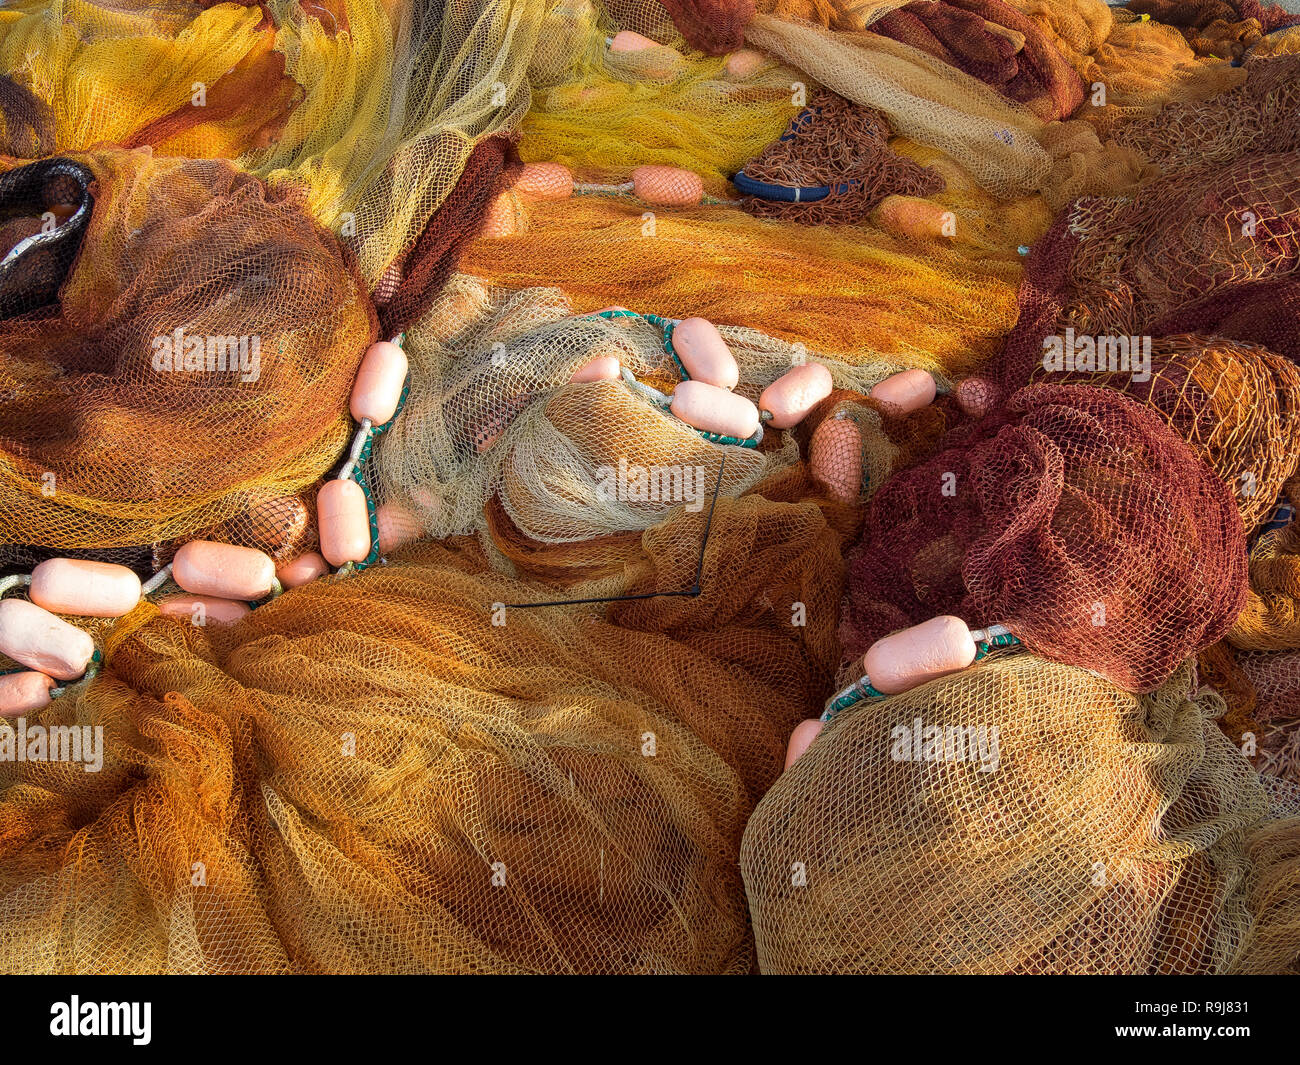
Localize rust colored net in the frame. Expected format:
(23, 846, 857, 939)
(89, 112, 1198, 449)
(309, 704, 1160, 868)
(739, 88, 947, 225)
(840, 384, 1248, 693)
(740, 653, 1300, 973)
(1042, 335, 1300, 533)
(0, 148, 374, 575)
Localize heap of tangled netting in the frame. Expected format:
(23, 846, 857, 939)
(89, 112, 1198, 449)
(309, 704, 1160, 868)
(0, 148, 374, 575)
(1012, 0, 1246, 127)
(456, 199, 1022, 378)
(0, 0, 549, 289)
(0, 486, 851, 974)
(519, 0, 798, 197)
(995, 148, 1300, 395)
(370, 274, 914, 553)
(741, 654, 1300, 974)
(738, 88, 947, 224)
(1108, 52, 1300, 173)
(841, 384, 1248, 693)
(1041, 335, 1300, 533)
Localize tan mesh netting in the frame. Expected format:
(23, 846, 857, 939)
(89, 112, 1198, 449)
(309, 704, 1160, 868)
(741, 653, 1300, 974)
(0, 482, 851, 973)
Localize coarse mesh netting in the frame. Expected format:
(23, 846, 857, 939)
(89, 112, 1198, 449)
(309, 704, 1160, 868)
(0, 148, 374, 576)
(994, 147, 1300, 396)
(840, 384, 1248, 693)
(1039, 334, 1300, 533)
(740, 653, 1300, 974)
(0, 480, 853, 974)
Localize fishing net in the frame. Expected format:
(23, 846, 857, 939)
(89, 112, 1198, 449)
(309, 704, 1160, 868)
(519, 2, 798, 198)
(995, 148, 1300, 393)
(738, 88, 947, 225)
(369, 274, 915, 554)
(1041, 335, 1300, 533)
(740, 652, 1300, 974)
(456, 196, 1022, 379)
(1229, 480, 1300, 652)
(1012, 0, 1246, 127)
(0, 0, 548, 288)
(0, 148, 374, 575)
(0, 481, 851, 974)
(1108, 53, 1300, 174)
(840, 383, 1248, 693)
(869, 0, 1087, 120)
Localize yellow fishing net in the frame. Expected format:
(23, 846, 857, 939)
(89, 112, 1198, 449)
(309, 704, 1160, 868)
(456, 197, 1022, 380)
(0, 481, 850, 973)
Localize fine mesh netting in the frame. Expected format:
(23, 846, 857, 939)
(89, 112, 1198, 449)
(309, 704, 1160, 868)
(0, 484, 850, 974)
(456, 197, 1023, 380)
(740, 653, 1300, 974)
(0, 148, 374, 574)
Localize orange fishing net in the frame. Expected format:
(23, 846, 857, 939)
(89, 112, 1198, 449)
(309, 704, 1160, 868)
(0, 481, 850, 973)
(0, 148, 374, 573)
(457, 196, 1022, 380)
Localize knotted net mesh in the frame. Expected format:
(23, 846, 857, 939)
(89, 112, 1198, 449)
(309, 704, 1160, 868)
(740, 654, 1300, 974)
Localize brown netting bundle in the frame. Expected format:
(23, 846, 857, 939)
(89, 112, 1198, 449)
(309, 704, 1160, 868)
(739, 88, 947, 225)
(740, 652, 1300, 973)
(0, 483, 850, 974)
(995, 148, 1300, 395)
(0, 148, 374, 574)
(1126, 0, 1300, 34)
(840, 383, 1249, 693)
(1108, 53, 1300, 175)
(1040, 334, 1300, 533)
(869, 0, 1087, 120)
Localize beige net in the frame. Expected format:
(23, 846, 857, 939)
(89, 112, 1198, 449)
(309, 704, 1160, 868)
(741, 653, 1300, 973)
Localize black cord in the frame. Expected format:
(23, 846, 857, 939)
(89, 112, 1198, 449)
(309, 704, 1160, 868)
(503, 451, 727, 609)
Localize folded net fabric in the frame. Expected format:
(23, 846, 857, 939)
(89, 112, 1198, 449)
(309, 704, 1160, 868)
(840, 384, 1248, 693)
(0, 148, 374, 574)
(740, 653, 1300, 974)
(456, 197, 1022, 379)
(0, 486, 848, 974)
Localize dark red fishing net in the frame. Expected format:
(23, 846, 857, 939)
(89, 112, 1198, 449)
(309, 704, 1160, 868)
(873, 0, 1086, 120)
(841, 383, 1249, 693)
(657, 0, 753, 53)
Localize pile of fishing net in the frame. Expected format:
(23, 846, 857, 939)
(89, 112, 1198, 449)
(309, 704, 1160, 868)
(741, 653, 1300, 974)
(0, 147, 374, 575)
(3, 0, 1300, 977)
(0, 482, 851, 974)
